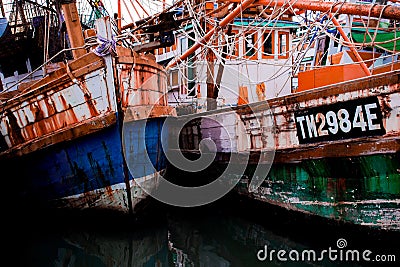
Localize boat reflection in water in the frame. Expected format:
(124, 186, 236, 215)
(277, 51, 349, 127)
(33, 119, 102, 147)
(22, 215, 313, 267)
(20, 217, 170, 267)
(167, 206, 399, 267)
(16, 195, 399, 267)
(167, 214, 314, 267)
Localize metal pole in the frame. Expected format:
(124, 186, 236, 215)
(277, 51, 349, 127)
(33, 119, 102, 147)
(330, 14, 371, 76)
(222, 0, 400, 20)
(166, 0, 256, 69)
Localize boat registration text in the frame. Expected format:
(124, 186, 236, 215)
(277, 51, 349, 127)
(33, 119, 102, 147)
(294, 96, 385, 144)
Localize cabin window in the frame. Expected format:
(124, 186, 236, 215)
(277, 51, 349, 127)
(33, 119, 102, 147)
(187, 61, 196, 96)
(299, 62, 312, 72)
(170, 69, 179, 89)
(188, 32, 196, 53)
(244, 32, 257, 59)
(278, 32, 289, 59)
(172, 37, 177, 51)
(262, 31, 274, 59)
(187, 32, 196, 96)
(217, 34, 224, 56)
(180, 37, 187, 54)
(218, 32, 230, 58)
(226, 30, 239, 59)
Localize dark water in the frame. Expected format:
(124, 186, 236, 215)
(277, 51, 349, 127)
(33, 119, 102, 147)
(6, 192, 399, 267)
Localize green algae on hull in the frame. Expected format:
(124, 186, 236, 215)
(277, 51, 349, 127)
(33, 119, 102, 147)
(236, 153, 400, 231)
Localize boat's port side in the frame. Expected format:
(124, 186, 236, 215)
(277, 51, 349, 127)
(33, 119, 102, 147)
(173, 70, 400, 231)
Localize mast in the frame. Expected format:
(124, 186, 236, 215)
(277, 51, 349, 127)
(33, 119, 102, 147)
(205, 2, 235, 110)
(61, 0, 86, 59)
(167, 0, 400, 69)
(117, 0, 122, 31)
(166, 0, 256, 69)
(205, 2, 216, 110)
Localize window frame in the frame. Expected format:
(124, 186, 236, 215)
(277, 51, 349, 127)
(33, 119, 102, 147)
(261, 30, 274, 59)
(225, 30, 240, 59)
(243, 30, 258, 60)
(278, 31, 289, 59)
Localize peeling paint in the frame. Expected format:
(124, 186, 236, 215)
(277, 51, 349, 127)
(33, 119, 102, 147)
(0, 18, 174, 214)
(176, 70, 400, 231)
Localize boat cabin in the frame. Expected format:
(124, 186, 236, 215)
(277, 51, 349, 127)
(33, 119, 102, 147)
(154, 2, 300, 110)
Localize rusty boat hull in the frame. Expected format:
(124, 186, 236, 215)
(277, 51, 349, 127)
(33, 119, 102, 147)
(3, 116, 168, 213)
(175, 70, 400, 231)
(0, 16, 174, 214)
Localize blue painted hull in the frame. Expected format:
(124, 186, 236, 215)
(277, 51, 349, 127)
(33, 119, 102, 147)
(3, 114, 168, 213)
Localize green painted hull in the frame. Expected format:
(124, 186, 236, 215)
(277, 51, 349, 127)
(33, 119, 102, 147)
(174, 70, 400, 232)
(235, 153, 400, 231)
(351, 28, 400, 51)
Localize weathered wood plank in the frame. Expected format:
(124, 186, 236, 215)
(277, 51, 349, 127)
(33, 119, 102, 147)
(0, 112, 117, 158)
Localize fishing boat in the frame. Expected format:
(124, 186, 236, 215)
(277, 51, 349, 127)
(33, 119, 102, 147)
(158, 0, 400, 231)
(0, 0, 176, 214)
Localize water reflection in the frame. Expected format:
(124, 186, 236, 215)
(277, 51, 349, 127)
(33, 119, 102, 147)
(13, 197, 398, 267)
(17, 217, 170, 267)
(60, 229, 169, 266)
(167, 212, 333, 267)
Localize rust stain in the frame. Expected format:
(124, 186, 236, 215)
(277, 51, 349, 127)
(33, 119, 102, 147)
(273, 137, 399, 163)
(102, 141, 116, 178)
(380, 96, 393, 118)
(80, 80, 99, 117)
(1, 113, 117, 159)
(69, 160, 99, 208)
(44, 96, 61, 130)
(87, 152, 113, 201)
(117, 57, 168, 108)
(105, 185, 115, 200)
(84, 92, 99, 117)
(121, 66, 132, 107)
(1, 53, 105, 112)
(25, 123, 36, 140)
(15, 109, 30, 140)
(119, 69, 127, 107)
(21, 109, 36, 140)
(380, 96, 393, 130)
(59, 95, 78, 126)
(5, 110, 24, 145)
(30, 102, 44, 137)
(82, 190, 99, 208)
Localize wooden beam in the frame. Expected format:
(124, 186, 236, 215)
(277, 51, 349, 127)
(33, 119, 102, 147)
(61, 2, 86, 59)
(0, 113, 117, 159)
(2, 53, 104, 109)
